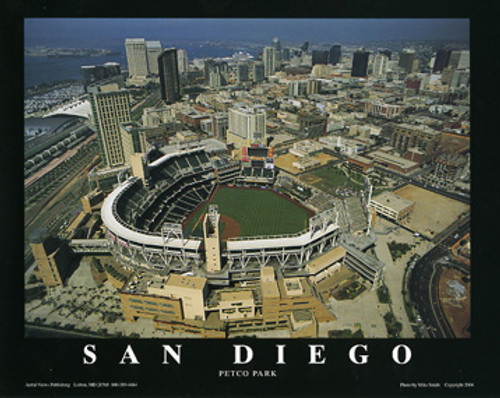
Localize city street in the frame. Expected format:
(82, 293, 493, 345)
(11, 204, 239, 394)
(408, 245, 454, 338)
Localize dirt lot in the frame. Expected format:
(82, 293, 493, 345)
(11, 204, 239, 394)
(441, 132, 469, 154)
(275, 153, 303, 175)
(275, 151, 336, 175)
(314, 152, 337, 164)
(393, 184, 469, 238)
(438, 267, 471, 338)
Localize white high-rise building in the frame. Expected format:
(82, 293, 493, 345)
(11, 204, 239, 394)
(209, 71, 222, 88)
(272, 37, 281, 61)
(288, 81, 307, 97)
(88, 80, 131, 168)
(125, 38, 149, 77)
(177, 49, 189, 75)
(227, 105, 266, 148)
(263, 47, 277, 77)
(373, 54, 389, 78)
(448, 50, 470, 70)
(146, 41, 162, 75)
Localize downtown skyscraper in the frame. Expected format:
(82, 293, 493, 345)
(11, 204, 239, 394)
(329, 44, 341, 65)
(88, 79, 131, 168)
(177, 49, 189, 75)
(351, 49, 370, 77)
(158, 48, 181, 103)
(125, 38, 149, 78)
(263, 47, 277, 77)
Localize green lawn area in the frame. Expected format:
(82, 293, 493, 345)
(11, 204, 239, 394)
(333, 280, 366, 300)
(387, 241, 412, 261)
(183, 187, 310, 238)
(308, 166, 362, 192)
(383, 312, 403, 338)
(306, 166, 389, 197)
(377, 284, 392, 304)
(328, 329, 364, 338)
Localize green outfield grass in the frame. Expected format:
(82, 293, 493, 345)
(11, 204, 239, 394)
(183, 187, 310, 238)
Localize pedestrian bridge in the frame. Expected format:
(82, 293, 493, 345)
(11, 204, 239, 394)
(69, 239, 110, 253)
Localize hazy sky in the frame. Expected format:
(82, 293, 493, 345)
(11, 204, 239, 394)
(25, 18, 469, 45)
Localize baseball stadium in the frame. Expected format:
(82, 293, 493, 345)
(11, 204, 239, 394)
(89, 144, 383, 286)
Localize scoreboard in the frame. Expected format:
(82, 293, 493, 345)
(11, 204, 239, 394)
(242, 144, 274, 168)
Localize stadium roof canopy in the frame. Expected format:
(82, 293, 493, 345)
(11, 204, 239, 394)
(44, 99, 91, 119)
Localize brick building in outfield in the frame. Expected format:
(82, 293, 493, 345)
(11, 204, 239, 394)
(391, 123, 442, 162)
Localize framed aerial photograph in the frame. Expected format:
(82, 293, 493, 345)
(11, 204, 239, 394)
(1, 0, 497, 396)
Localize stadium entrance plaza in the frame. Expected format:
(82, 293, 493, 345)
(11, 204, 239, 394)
(322, 217, 435, 338)
(25, 217, 435, 339)
(373, 217, 435, 337)
(25, 261, 200, 338)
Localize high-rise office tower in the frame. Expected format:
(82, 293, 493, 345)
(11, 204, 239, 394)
(306, 79, 320, 95)
(237, 62, 249, 82)
(253, 62, 265, 83)
(372, 54, 389, 78)
(177, 49, 189, 75)
(209, 71, 222, 89)
(312, 50, 329, 65)
(125, 38, 149, 77)
(329, 45, 341, 65)
(272, 37, 281, 61)
(351, 49, 370, 77)
(398, 49, 415, 73)
(288, 81, 307, 97)
(146, 41, 162, 75)
(433, 49, 451, 73)
(204, 58, 216, 84)
(441, 68, 455, 85)
(211, 113, 228, 139)
(88, 79, 132, 167)
(301, 41, 310, 54)
(119, 122, 147, 165)
(380, 49, 392, 60)
(282, 48, 290, 61)
(227, 105, 266, 148)
(448, 50, 470, 70)
(205, 61, 228, 87)
(263, 47, 277, 77)
(81, 62, 121, 90)
(158, 48, 181, 104)
(219, 61, 229, 85)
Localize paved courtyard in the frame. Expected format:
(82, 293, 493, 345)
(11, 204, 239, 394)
(372, 217, 436, 338)
(320, 289, 389, 338)
(25, 260, 198, 339)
